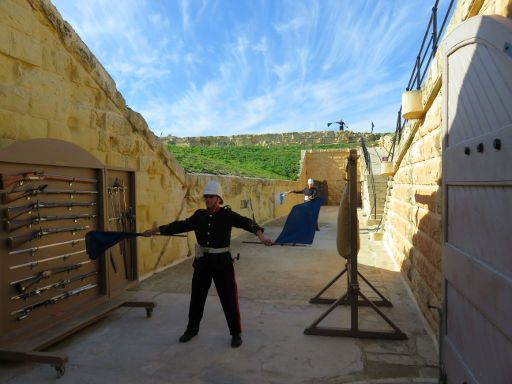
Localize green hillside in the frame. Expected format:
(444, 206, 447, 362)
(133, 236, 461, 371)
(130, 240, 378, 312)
(166, 142, 372, 180)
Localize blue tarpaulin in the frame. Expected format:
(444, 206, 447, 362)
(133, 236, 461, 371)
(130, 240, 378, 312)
(85, 231, 140, 260)
(274, 197, 324, 245)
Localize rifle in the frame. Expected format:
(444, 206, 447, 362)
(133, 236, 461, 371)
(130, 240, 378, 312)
(8, 225, 90, 248)
(10, 249, 86, 270)
(11, 283, 97, 320)
(10, 260, 91, 294)
(1, 171, 97, 189)
(8, 238, 85, 256)
(5, 201, 97, 220)
(10, 271, 97, 301)
(3, 184, 98, 204)
(5, 213, 97, 232)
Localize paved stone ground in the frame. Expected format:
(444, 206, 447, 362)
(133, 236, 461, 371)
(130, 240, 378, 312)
(0, 207, 439, 383)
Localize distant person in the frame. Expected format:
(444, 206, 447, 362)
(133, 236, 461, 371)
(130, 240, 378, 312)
(143, 180, 272, 348)
(286, 178, 318, 202)
(285, 178, 320, 230)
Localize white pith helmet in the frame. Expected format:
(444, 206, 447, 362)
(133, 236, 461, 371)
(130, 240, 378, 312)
(307, 178, 314, 185)
(203, 180, 224, 204)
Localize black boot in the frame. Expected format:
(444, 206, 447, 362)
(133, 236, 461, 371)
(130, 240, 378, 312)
(179, 331, 197, 343)
(231, 334, 242, 348)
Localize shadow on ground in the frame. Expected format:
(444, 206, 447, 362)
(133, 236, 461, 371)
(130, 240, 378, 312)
(0, 207, 438, 384)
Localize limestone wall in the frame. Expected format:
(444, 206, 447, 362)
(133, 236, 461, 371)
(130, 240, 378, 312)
(164, 131, 382, 147)
(301, 149, 352, 205)
(382, 0, 510, 331)
(0, 0, 300, 279)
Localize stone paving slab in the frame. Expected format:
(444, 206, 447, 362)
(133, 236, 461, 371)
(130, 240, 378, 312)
(0, 207, 438, 383)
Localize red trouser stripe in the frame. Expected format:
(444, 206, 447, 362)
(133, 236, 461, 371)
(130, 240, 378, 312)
(232, 265, 242, 333)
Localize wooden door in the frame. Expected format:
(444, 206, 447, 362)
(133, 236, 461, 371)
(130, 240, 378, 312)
(442, 16, 512, 383)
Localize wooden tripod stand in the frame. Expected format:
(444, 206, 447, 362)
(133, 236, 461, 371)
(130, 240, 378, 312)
(304, 150, 407, 340)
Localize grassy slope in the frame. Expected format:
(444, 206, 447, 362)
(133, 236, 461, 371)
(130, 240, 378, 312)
(166, 142, 370, 180)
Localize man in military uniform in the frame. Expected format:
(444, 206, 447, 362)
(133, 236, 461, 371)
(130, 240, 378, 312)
(143, 180, 272, 348)
(286, 178, 320, 230)
(286, 178, 318, 202)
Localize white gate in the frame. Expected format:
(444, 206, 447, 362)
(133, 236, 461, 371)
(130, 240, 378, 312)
(442, 16, 512, 383)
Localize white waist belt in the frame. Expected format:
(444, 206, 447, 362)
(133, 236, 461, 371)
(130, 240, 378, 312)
(195, 244, 230, 258)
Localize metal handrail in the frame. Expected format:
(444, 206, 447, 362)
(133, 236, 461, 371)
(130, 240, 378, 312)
(360, 136, 377, 220)
(388, 0, 455, 161)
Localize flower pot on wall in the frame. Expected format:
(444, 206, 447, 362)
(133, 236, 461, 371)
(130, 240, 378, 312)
(401, 89, 425, 119)
(381, 161, 394, 176)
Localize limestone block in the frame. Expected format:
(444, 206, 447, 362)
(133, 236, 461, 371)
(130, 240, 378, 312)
(47, 120, 72, 141)
(0, 0, 34, 36)
(96, 130, 109, 152)
(104, 111, 131, 135)
(92, 89, 107, 110)
(410, 141, 422, 163)
(135, 172, 150, 191)
(90, 150, 107, 164)
(70, 128, 100, 152)
(52, 50, 70, 78)
(496, 0, 512, 16)
(66, 104, 92, 130)
(136, 155, 150, 172)
(89, 66, 116, 101)
(418, 131, 442, 161)
(54, 98, 71, 123)
(18, 116, 48, 139)
(159, 202, 180, 221)
(124, 155, 137, 170)
(0, 24, 12, 59)
(411, 158, 441, 185)
(29, 91, 57, 120)
(106, 89, 123, 108)
(145, 156, 165, 174)
(392, 184, 412, 203)
(116, 136, 135, 155)
(0, 85, 29, 114)
(36, 25, 60, 49)
(67, 57, 92, 86)
(414, 231, 442, 268)
(69, 83, 96, 106)
(94, 111, 106, 129)
(136, 204, 150, 223)
(127, 108, 149, 133)
(415, 207, 442, 243)
(41, 47, 54, 73)
(389, 211, 410, 238)
(64, 59, 81, 83)
(419, 96, 441, 137)
(148, 203, 167, 223)
(392, 199, 413, 223)
(0, 56, 23, 85)
(106, 151, 125, 167)
(0, 109, 21, 139)
(137, 190, 155, 209)
(10, 30, 42, 67)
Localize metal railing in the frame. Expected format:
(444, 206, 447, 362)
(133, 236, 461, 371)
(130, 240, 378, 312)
(388, 0, 455, 161)
(360, 136, 377, 220)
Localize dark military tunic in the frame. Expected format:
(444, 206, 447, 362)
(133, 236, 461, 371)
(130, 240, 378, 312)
(291, 187, 318, 201)
(159, 206, 262, 248)
(159, 206, 263, 336)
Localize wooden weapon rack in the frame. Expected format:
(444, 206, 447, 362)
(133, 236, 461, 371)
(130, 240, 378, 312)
(304, 149, 407, 340)
(0, 139, 155, 377)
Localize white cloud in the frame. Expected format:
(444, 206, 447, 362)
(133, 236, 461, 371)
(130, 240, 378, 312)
(52, 0, 437, 137)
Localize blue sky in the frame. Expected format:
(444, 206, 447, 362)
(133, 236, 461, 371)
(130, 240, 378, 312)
(51, 0, 452, 137)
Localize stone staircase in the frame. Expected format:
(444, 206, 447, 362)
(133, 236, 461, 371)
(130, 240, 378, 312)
(361, 147, 389, 227)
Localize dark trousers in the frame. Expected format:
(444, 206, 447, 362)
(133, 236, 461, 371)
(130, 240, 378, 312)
(186, 253, 241, 335)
